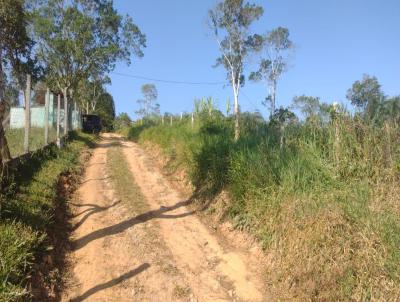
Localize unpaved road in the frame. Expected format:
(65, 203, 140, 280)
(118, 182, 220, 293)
(62, 134, 266, 302)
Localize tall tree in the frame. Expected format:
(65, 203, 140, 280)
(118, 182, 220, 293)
(135, 84, 160, 120)
(209, 0, 263, 140)
(0, 0, 33, 165)
(249, 27, 294, 117)
(346, 74, 384, 121)
(33, 0, 146, 114)
(292, 95, 331, 124)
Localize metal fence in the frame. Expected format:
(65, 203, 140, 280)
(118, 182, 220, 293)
(3, 75, 82, 159)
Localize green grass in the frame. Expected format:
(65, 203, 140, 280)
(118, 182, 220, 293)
(0, 131, 95, 301)
(5, 127, 58, 158)
(125, 115, 400, 300)
(106, 142, 148, 214)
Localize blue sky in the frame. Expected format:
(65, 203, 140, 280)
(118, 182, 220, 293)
(108, 0, 400, 119)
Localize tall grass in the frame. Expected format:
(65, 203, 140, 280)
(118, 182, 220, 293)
(0, 132, 95, 301)
(127, 113, 400, 300)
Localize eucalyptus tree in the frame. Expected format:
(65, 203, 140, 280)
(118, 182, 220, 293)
(346, 74, 383, 121)
(292, 95, 331, 124)
(33, 0, 146, 122)
(250, 27, 294, 117)
(0, 0, 34, 165)
(76, 75, 111, 114)
(135, 84, 160, 120)
(209, 0, 263, 140)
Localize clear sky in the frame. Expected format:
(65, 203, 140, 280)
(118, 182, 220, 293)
(107, 0, 400, 119)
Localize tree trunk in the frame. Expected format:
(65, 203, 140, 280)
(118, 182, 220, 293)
(233, 85, 240, 141)
(270, 79, 277, 117)
(0, 51, 11, 168)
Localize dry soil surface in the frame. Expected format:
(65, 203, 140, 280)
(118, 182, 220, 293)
(61, 134, 267, 302)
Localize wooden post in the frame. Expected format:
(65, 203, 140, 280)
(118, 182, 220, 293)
(170, 116, 172, 126)
(162, 115, 164, 125)
(63, 88, 68, 136)
(74, 102, 77, 130)
(191, 112, 194, 128)
(44, 88, 50, 145)
(57, 94, 61, 147)
(24, 75, 31, 153)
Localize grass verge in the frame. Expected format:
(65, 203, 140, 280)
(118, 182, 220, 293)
(124, 116, 400, 301)
(0, 131, 95, 301)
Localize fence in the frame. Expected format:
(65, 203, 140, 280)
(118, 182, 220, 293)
(3, 75, 82, 159)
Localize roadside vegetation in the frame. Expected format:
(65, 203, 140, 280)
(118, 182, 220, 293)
(0, 132, 95, 301)
(124, 90, 400, 300)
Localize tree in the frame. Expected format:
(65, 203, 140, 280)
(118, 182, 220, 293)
(292, 95, 331, 124)
(33, 0, 146, 124)
(95, 92, 115, 130)
(0, 0, 33, 166)
(209, 0, 263, 140)
(270, 107, 297, 149)
(135, 84, 160, 120)
(346, 74, 383, 121)
(375, 96, 400, 126)
(114, 112, 132, 130)
(76, 76, 111, 114)
(250, 27, 294, 117)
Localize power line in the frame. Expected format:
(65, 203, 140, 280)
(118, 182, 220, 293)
(111, 71, 227, 86)
(240, 90, 260, 111)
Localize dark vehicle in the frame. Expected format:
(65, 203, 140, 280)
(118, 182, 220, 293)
(82, 114, 102, 133)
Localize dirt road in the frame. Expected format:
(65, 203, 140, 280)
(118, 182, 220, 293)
(62, 135, 266, 302)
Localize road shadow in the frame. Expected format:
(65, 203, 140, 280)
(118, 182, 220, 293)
(72, 199, 195, 251)
(69, 263, 150, 302)
(70, 200, 122, 231)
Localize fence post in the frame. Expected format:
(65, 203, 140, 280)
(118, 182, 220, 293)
(170, 116, 172, 126)
(24, 74, 31, 153)
(63, 88, 68, 136)
(74, 102, 77, 130)
(44, 88, 50, 145)
(162, 115, 164, 125)
(57, 94, 61, 147)
(191, 112, 194, 128)
(180, 112, 183, 121)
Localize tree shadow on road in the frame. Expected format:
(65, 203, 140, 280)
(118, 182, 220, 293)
(69, 200, 122, 231)
(69, 263, 150, 302)
(72, 199, 194, 251)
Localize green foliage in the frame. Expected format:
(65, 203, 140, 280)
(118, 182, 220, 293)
(33, 0, 146, 92)
(0, 132, 94, 301)
(114, 112, 132, 132)
(95, 92, 116, 131)
(346, 74, 384, 121)
(127, 110, 400, 300)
